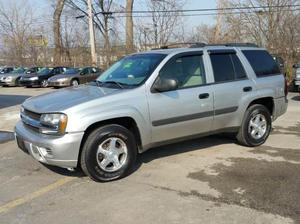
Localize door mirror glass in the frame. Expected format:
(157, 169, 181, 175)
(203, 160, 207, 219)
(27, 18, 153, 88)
(152, 77, 178, 92)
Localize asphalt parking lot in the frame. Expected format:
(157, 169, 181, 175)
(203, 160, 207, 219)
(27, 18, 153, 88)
(0, 87, 299, 224)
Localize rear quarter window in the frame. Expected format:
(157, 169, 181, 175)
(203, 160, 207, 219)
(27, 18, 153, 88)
(242, 50, 280, 77)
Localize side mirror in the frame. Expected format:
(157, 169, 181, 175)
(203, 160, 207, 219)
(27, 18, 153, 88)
(152, 77, 178, 93)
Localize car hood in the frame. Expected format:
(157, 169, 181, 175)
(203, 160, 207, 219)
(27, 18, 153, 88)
(22, 73, 39, 78)
(3, 73, 23, 77)
(48, 74, 74, 81)
(22, 84, 123, 113)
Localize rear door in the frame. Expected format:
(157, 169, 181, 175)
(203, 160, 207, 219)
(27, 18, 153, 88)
(88, 67, 99, 82)
(208, 49, 256, 130)
(79, 68, 89, 83)
(147, 52, 214, 143)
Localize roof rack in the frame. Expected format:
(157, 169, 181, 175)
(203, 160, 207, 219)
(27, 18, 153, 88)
(151, 42, 259, 50)
(223, 43, 259, 47)
(152, 42, 207, 50)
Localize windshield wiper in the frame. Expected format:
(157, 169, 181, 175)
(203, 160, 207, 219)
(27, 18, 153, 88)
(100, 81, 125, 89)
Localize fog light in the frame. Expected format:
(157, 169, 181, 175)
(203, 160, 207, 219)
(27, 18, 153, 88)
(38, 146, 53, 158)
(30, 144, 53, 161)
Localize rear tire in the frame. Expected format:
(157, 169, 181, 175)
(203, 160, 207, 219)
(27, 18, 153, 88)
(80, 124, 137, 182)
(237, 104, 272, 147)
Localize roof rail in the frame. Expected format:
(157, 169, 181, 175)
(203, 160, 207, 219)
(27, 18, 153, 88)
(152, 42, 207, 50)
(151, 42, 259, 50)
(224, 43, 259, 47)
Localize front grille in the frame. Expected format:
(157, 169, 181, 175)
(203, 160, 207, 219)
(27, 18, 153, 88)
(21, 109, 41, 132)
(24, 109, 41, 120)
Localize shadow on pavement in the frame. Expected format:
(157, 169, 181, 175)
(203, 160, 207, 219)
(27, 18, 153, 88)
(42, 164, 85, 177)
(0, 94, 31, 109)
(291, 95, 300, 101)
(0, 131, 15, 144)
(138, 134, 234, 164)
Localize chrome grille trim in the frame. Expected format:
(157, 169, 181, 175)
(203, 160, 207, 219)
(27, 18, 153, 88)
(21, 109, 41, 131)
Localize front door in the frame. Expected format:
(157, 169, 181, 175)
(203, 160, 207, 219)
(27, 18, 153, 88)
(147, 53, 214, 143)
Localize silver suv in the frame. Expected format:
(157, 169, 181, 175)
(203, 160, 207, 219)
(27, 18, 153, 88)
(15, 43, 288, 182)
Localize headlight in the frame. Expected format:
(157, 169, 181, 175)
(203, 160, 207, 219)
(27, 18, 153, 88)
(40, 113, 68, 135)
(5, 76, 12, 81)
(29, 76, 38, 81)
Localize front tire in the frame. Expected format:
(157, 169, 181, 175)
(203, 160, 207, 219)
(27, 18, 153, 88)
(41, 80, 48, 88)
(80, 125, 137, 182)
(71, 79, 79, 86)
(237, 104, 272, 147)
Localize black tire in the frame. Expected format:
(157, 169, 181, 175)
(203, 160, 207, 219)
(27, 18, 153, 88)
(236, 104, 272, 147)
(41, 80, 48, 88)
(80, 124, 137, 182)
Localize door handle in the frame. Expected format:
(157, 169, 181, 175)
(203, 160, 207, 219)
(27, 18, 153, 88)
(243, 86, 252, 92)
(199, 93, 210, 99)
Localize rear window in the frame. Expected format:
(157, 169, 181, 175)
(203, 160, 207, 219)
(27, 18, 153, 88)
(210, 53, 246, 82)
(242, 50, 280, 77)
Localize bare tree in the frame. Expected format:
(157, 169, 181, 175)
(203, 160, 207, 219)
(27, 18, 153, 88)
(125, 0, 134, 53)
(66, 0, 121, 67)
(135, 0, 185, 49)
(219, 0, 300, 78)
(149, 0, 185, 47)
(0, 0, 38, 65)
(53, 0, 66, 64)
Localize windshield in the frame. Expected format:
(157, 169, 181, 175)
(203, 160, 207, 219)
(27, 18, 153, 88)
(97, 53, 166, 87)
(64, 68, 81, 75)
(37, 67, 52, 75)
(11, 68, 26, 74)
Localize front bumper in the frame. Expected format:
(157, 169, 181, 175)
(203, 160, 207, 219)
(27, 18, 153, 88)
(0, 79, 16, 86)
(48, 81, 70, 87)
(19, 80, 41, 87)
(15, 121, 84, 168)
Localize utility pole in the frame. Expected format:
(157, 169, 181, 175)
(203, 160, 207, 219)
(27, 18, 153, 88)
(87, 0, 97, 66)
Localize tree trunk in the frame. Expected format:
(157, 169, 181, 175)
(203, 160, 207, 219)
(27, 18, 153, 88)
(53, 0, 65, 65)
(125, 0, 134, 53)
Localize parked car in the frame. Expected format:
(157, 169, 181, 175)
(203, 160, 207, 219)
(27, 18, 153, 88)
(272, 55, 285, 74)
(48, 67, 102, 88)
(0, 66, 14, 74)
(19, 67, 68, 87)
(0, 67, 33, 87)
(0, 67, 26, 86)
(15, 43, 288, 182)
(293, 64, 300, 92)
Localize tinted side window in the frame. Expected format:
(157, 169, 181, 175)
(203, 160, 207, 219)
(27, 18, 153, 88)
(91, 67, 98, 73)
(231, 54, 247, 79)
(82, 68, 89, 75)
(159, 55, 206, 88)
(210, 54, 235, 82)
(242, 50, 280, 77)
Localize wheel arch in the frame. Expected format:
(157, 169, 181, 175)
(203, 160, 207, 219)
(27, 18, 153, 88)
(77, 116, 142, 167)
(247, 97, 274, 115)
